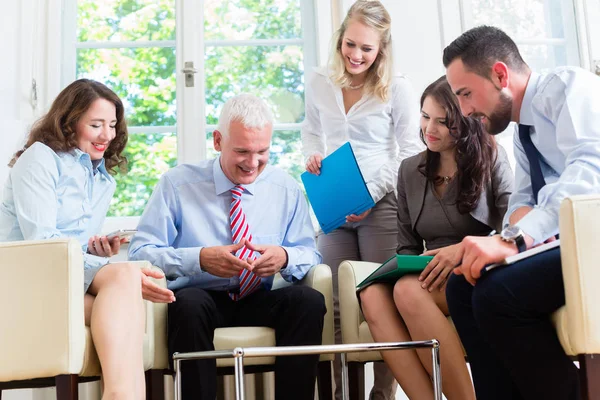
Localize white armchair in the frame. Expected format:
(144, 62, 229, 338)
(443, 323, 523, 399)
(0, 238, 168, 400)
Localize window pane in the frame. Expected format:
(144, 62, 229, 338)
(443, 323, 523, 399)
(465, 0, 580, 70)
(519, 44, 570, 73)
(77, 0, 175, 42)
(205, 129, 304, 187)
(467, 0, 567, 39)
(204, 0, 302, 40)
(77, 47, 177, 126)
(270, 130, 304, 187)
(109, 132, 177, 217)
(204, 45, 305, 125)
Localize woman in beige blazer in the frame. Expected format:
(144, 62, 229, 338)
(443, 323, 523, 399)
(360, 76, 514, 400)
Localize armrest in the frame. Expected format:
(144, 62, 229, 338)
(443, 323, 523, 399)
(299, 264, 334, 346)
(0, 238, 86, 381)
(137, 262, 169, 370)
(338, 260, 380, 344)
(559, 194, 600, 354)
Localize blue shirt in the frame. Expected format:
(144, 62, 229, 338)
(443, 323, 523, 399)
(128, 157, 322, 291)
(506, 67, 600, 243)
(0, 142, 116, 269)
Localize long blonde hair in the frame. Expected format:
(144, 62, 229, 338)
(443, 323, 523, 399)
(328, 0, 393, 102)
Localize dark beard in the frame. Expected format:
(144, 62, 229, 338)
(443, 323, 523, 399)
(486, 91, 513, 135)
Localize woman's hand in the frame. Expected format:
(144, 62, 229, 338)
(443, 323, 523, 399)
(141, 268, 176, 303)
(305, 154, 323, 175)
(346, 209, 372, 223)
(420, 243, 464, 291)
(88, 235, 124, 257)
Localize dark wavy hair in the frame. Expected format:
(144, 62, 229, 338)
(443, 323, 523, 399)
(9, 79, 128, 175)
(418, 76, 497, 213)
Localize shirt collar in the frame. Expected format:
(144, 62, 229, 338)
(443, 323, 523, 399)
(73, 148, 111, 179)
(519, 72, 541, 126)
(212, 155, 258, 197)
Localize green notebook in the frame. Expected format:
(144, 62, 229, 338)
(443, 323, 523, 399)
(356, 254, 433, 292)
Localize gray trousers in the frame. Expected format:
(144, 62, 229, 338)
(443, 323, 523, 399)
(317, 192, 399, 400)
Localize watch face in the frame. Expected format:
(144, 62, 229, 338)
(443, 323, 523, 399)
(502, 225, 521, 239)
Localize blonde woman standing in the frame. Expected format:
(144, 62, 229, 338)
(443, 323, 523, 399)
(302, 1, 423, 398)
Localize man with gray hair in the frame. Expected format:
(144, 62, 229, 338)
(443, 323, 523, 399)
(129, 93, 326, 399)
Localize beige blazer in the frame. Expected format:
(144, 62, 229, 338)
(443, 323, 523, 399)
(396, 146, 514, 254)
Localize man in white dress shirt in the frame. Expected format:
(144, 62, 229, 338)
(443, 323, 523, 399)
(442, 25, 600, 400)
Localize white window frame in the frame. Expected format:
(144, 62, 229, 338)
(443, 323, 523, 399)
(58, 0, 319, 229)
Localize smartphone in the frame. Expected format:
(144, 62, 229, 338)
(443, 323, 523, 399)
(105, 229, 138, 241)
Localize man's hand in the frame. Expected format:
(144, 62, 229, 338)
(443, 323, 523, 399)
(140, 268, 176, 303)
(454, 235, 519, 285)
(88, 235, 125, 257)
(245, 240, 288, 277)
(200, 242, 253, 278)
(346, 208, 372, 223)
(421, 243, 464, 291)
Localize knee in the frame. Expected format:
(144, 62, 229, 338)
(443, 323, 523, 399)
(471, 275, 511, 324)
(445, 273, 471, 312)
(392, 276, 427, 317)
(101, 262, 141, 291)
(287, 286, 326, 319)
(169, 288, 217, 326)
(359, 284, 388, 323)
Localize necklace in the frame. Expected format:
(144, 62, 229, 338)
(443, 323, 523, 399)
(440, 175, 453, 185)
(347, 83, 364, 90)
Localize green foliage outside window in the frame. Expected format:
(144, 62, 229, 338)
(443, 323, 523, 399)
(76, 0, 306, 217)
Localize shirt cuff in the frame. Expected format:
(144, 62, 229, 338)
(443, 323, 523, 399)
(182, 246, 204, 275)
(516, 206, 560, 245)
(279, 246, 304, 281)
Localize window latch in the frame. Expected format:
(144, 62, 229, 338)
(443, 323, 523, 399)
(182, 61, 198, 87)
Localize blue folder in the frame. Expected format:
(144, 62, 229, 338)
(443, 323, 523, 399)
(301, 142, 375, 234)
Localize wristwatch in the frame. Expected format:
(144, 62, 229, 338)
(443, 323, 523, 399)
(500, 225, 527, 253)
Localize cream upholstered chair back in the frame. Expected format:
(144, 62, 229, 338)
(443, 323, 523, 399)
(0, 238, 167, 399)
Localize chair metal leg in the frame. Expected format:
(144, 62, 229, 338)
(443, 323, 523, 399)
(317, 360, 333, 400)
(55, 374, 78, 400)
(579, 354, 600, 400)
(145, 369, 166, 400)
(347, 362, 365, 400)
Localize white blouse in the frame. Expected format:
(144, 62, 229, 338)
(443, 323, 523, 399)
(301, 67, 424, 203)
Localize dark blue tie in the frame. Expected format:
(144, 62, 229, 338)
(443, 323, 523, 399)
(518, 124, 546, 204)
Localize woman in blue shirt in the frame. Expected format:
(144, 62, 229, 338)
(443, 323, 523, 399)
(0, 79, 174, 398)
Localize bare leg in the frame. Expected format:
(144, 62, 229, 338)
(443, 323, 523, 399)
(360, 284, 433, 400)
(86, 262, 145, 400)
(393, 276, 475, 400)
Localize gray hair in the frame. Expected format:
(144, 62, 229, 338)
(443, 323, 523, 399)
(216, 93, 274, 137)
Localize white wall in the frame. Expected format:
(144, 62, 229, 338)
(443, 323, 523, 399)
(0, 1, 35, 394)
(0, 1, 28, 195)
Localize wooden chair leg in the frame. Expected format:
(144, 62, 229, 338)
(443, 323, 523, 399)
(348, 362, 365, 400)
(317, 360, 333, 400)
(55, 374, 78, 400)
(579, 354, 600, 400)
(145, 369, 165, 400)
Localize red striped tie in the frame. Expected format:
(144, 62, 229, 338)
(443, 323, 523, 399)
(229, 185, 263, 300)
